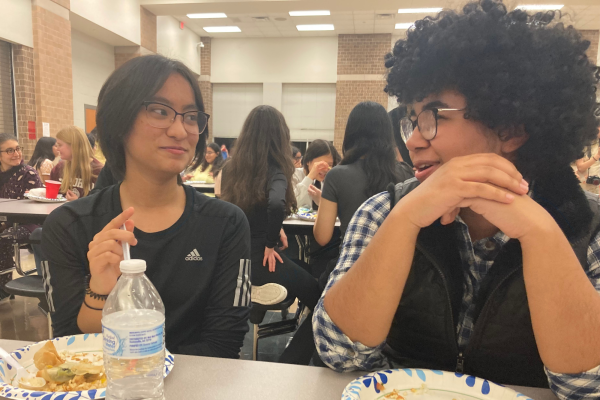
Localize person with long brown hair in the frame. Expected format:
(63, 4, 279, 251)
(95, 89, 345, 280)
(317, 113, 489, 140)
(222, 105, 321, 309)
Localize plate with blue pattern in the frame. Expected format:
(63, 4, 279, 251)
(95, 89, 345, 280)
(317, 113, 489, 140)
(0, 334, 174, 399)
(342, 369, 533, 400)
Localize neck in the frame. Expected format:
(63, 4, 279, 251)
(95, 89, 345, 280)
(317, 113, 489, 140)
(0, 162, 16, 172)
(120, 164, 185, 210)
(459, 208, 499, 242)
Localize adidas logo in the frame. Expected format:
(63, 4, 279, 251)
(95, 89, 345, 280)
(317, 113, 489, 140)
(185, 249, 203, 261)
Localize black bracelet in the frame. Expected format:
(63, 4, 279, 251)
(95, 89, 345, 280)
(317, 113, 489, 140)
(83, 298, 103, 311)
(85, 275, 109, 301)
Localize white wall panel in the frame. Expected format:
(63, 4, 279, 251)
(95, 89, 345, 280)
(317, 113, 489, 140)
(213, 83, 263, 138)
(282, 83, 335, 141)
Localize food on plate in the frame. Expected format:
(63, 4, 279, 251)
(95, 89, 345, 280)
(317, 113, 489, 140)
(18, 341, 106, 392)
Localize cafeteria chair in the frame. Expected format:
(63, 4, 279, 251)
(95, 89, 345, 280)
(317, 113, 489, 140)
(250, 293, 306, 361)
(1, 226, 53, 338)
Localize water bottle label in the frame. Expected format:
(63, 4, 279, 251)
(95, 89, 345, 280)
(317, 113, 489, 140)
(102, 322, 165, 359)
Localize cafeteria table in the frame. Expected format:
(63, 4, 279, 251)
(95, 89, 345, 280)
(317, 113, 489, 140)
(0, 339, 558, 400)
(185, 181, 215, 194)
(0, 199, 63, 274)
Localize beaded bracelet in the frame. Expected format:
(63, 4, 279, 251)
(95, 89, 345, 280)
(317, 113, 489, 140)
(85, 274, 109, 301)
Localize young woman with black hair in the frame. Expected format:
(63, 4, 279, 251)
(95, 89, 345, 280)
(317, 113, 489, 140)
(315, 0, 600, 395)
(221, 105, 321, 309)
(183, 142, 224, 184)
(313, 101, 413, 246)
(28, 137, 58, 183)
(41, 55, 252, 359)
(294, 139, 341, 210)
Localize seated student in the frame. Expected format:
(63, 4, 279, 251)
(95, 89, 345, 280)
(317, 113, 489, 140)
(294, 140, 340, 210)
(575, 128, 600, 194)
(313, 101, 413, 247)
(28, 137, 59, 184)
(313, 0, 600, 396)
(0, 133, 43, 294)
(292, 146, 303, 169)
(51, 126, 103, 201)
(41, 54, 251, 358)
(183, 142, 222, 184)
(221, 105, 321, 309)
(389, 106, 413, 167)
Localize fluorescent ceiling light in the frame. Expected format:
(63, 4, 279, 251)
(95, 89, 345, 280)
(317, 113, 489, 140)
(516, 4, 563, 10)
(398, 8, 443, 14)
(203, 26, 241, 33)
(296, 24, 335, 31)
(187, 13, 227, 19)
(395, 23, 414, 29)
(289, 10, 330, 16)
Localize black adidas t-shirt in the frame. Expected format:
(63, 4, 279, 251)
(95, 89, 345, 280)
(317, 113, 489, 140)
(41, 184, 251, 359)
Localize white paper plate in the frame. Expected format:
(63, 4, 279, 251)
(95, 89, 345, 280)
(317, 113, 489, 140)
(25, 188, 66, 203)
(0, 334, 174, 400)
(342, 369, 533, 400)
(297, 211, 317, 222)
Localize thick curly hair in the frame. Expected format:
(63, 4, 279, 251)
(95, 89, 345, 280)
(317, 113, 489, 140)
(385, 0, 599, 181)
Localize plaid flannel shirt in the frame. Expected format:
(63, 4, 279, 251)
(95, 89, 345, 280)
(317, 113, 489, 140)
(313, 184, 600, 400)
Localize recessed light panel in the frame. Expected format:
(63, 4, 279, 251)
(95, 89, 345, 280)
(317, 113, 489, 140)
(289, 10, 331, 16)
(203, 26, 241, 33)
(187, 13, 227, 19)
(296, 24, 335, 31)
(395, 23, 414, 29)
(516, 4, 564, 10)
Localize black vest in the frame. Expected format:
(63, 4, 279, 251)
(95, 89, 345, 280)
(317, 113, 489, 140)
(383, 175, 600, 388)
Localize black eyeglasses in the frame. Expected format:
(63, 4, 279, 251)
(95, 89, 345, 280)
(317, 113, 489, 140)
(400, 108, 466, 142)
(0, 146, 22, 155)
(142, 101, 210, 135)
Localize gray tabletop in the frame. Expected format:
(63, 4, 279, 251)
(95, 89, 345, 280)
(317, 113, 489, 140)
(0, 339, 557, 400)
(0, 199, 63, 224)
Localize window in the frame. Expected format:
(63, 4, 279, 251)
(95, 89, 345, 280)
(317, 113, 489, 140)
(0, 41, 16, 135)
(282, 83, 335, 141)
(213, 83, 263, 138)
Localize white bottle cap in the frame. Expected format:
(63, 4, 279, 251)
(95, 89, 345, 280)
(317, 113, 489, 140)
(119, 259, 147, 274)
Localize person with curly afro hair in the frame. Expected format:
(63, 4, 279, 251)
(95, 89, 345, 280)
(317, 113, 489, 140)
(313, 0, 600, 396)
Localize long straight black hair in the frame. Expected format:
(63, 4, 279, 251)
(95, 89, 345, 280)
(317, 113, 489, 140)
(341, 101, 403, 197)
(96, 55, 207, 181)
(28, 137, 57, 169)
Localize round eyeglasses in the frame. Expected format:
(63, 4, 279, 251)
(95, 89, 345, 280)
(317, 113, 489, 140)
(400, 108, 466, 143)
(0, 146, 22, 155)
(143, 101, 210, 135)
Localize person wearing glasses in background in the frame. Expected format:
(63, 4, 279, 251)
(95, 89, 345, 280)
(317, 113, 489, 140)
(182, 142, 224, 184)
(41, 55, 252, 359)
(0, 133, 43, 297)
(314, 0, 600, 396)
(292, 146, 303, 169)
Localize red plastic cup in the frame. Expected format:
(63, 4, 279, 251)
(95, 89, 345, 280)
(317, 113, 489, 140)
(44, 180, 61, 199)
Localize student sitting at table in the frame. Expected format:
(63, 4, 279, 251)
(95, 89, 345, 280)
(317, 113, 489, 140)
(313, 0, 600, 396)
(294, 139, 340, 210)
(51, 126, 104, 201)
(0, 133, 43, 297)
(41, 54, 252, 359)
(292, 146, 302, 169)
(313, 101, 413, 247)
(28, 137, 59, 184)
(182, 142, 222, 184)
(221, 105, 321, 309)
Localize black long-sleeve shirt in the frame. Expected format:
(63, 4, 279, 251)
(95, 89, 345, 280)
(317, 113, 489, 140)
(41, 184, 251, 359)
(244, 168, 287, 249)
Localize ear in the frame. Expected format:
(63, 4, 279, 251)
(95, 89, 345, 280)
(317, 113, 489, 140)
(500, 125, 529, 155)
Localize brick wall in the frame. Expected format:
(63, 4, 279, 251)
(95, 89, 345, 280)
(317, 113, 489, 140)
(337, 34, 390, 75)
(141, 7, 157, 53)
(114, 47, 142, 70)
(32, 4, 74, 140)
(334, 34, 391, 150)
(200, 37, 213, 142)
(580, 30, 599, 65)
(12, 45, 37, 160)
(200, 37, 211, 76)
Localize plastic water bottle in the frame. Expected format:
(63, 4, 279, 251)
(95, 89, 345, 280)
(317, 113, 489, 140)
(102, 259, 166, 400)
